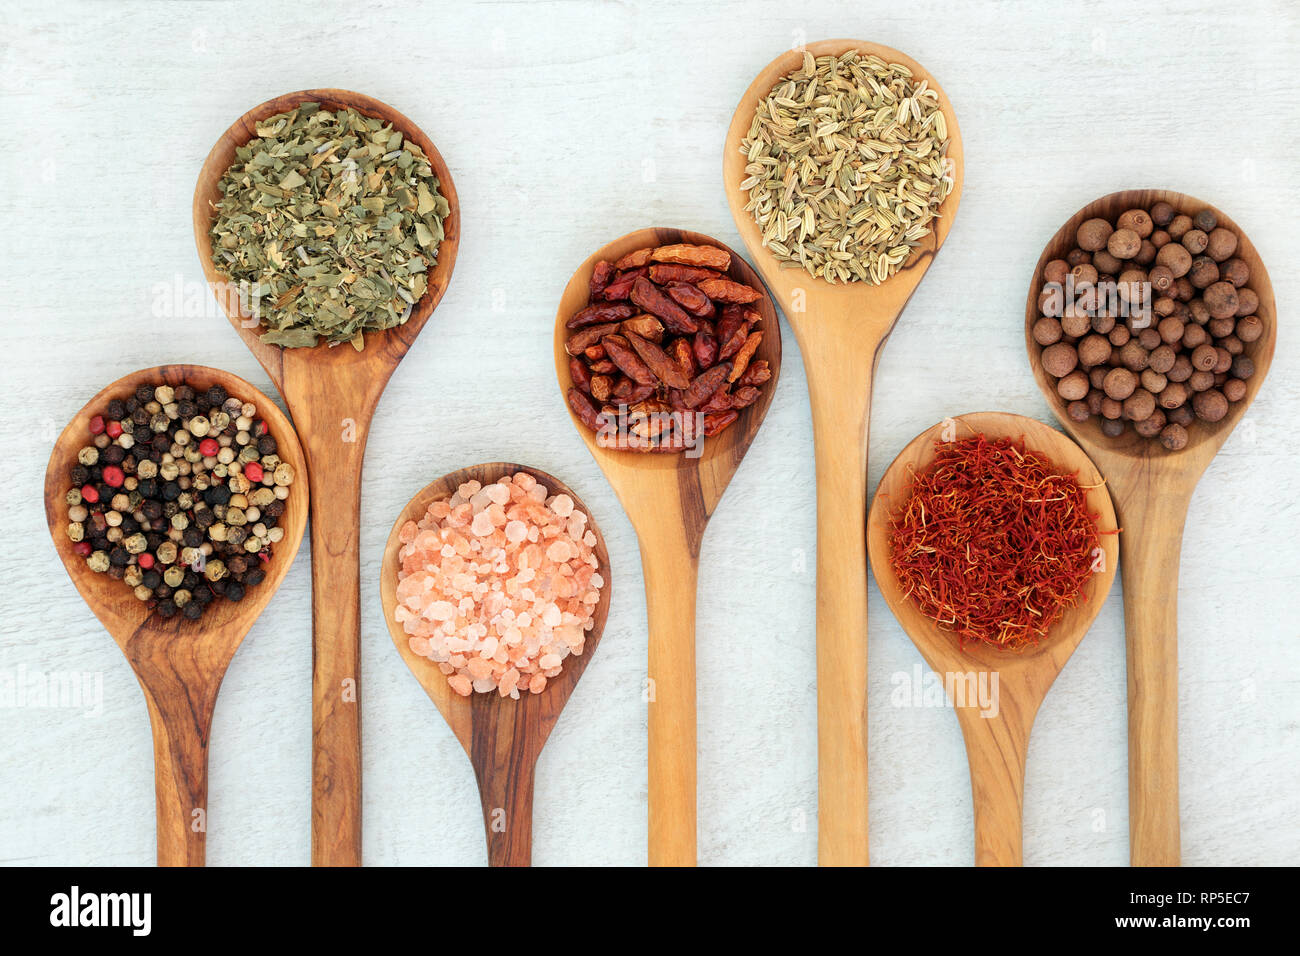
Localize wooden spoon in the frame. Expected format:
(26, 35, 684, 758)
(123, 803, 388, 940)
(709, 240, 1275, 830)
(554, 228, 781, 865)
(1026, 190, 1276, 866)
(43, 364, 309, 866)
(724, 39, 964, 864)
(866, 412, 1119, 865)
(379, 463, 612, 866)
(194, 89, 460, 865)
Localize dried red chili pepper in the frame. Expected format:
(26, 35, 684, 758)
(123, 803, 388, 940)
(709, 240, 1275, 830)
(631, 276, 698, 335)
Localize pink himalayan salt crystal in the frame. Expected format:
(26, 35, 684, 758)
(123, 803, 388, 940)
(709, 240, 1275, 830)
(393, 473, 604, 699)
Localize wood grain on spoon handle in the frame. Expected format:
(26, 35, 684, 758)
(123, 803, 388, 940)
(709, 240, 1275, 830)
(954, 692, 1036, 867)
(287, 369, 379, 868)
(1116, 479, 1191, 867)
(638, 509, 701, 867)
(139, 677, 219, 867)
(471, 704, 539, 868)
(801, 329, 878, 866)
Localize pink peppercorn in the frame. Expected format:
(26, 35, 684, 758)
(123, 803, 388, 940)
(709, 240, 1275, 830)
(106, 420, 123, 439)
(74, 542, 92, 557)
(244, 462, 264, 483)
(138, 553, 155, 569)
(102, 465, 125, 488)
(88, 415, 105, 435)
(199, 438, 219, 457)
(81, 484, 99, 504)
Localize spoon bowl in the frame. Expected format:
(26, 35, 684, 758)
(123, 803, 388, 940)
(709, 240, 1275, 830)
(194, 89, 460, 865)
(44, 364, 309, 865)
(379, 463, 612, 866)
(867, 412, 1118, 865)
(1025, 189, 1276, 865)
(554, 227, 781, 865)
(724, 39, 963, 864)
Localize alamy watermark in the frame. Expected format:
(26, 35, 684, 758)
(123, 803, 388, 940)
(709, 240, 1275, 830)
(890, 663, 1000, 718)
(0, 664, 103, 717)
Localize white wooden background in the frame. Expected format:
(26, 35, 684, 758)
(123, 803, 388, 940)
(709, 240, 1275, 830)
(1, 0, 1295, 867)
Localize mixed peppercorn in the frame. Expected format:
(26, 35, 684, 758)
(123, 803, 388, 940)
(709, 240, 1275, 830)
(64, 382, 295, 620)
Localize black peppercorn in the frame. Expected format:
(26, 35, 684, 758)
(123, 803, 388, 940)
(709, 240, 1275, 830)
(244, 568, 266, 587)
(155, 584, 173, 600)
(209, 578, 227, 596)
(174, 386, 194, 402)
(157, 600, 178, 618)
(139, 480, 160, 502)
(135, 385, 153, 404)
(194, 509, 215, 530)
(70, 464, 89, 486)
(263, 499, 285, 518)
(133, 425, 151, 445)
(177, 400, 198, 419)
(106, 398, 126, 419)
(182, 570, 200, 589)
(205, 386, 227, 407)
(106, 565, 125, 580)
(182, 528, 202, 548)
(109, 547, 131, 566)
(119, 517, 139, 535)
(257, 435, 277, 456)
(204, 484, 231, 506)
(151, 434, 170, 454)
(193, 585, 215, 605)
(102, 445, 126, 465)
(183, 602, 203, 620)
(225, 582, 245, 602)
(142, 570, 161, 590)
(162, 481, 181, 501)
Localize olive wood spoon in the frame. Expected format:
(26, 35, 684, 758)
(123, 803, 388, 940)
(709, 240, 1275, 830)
(724, 39, 964, 865)
(379, 463, 612, 866)
(44, 364, 309, 866)
(194, 89, 459, 865)
(1026, 189, 1276, 866)
(867, 412, 1118, 865)
(554, 228, 782, 865)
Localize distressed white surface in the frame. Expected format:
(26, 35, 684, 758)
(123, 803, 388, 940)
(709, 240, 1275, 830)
(0, 0, 1296, 867)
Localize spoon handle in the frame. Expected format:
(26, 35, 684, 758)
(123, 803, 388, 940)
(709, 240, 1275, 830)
(1118, 488, 1190, 866)
(297, 407, 369, 867)
(956, 697, 1033, 866)
(637, 520, 700, 866)
(474, 756, 537, 866)
(142, 688, 214, 866)
(803, 342, 875, 866)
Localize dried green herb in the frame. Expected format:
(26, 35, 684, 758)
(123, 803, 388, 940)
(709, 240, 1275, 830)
(209, 103, 450, 349)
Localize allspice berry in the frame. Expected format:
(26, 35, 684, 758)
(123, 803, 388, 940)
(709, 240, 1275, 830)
(1119, 340, 1150, 372)
(1077, 334, 1111, 366)
(1117, 209, 1154, 238)
(1193, 209, 1217, 233)
(1093, 250, 1123, 274)
(1159, 381, 1189, 410)
(1160, 423, 1189, 451)
(1181, 229, 1209, 255)
(1191, 343, 1218, 371)
(1135, 409, 1167, 438)
(1041, 342, 1079, 377)
(1192, 389, 1229, 423)
(1221, 258, 1250, 288)
(1067, 400, 1091, 423)
(1044, 259, 1069, 284)
(1150, 201, 1175, 227)
(1108, 228, 1141, 259)
(1077, 218, 1113, 252)
(1235, 315, 1263, 343)
(1140, 369, 1168, 394)
(1187, 256, 1220, 289)
(1123, 389, 1156, 422)
(1058, 370, 1090, 401)
(1206, 227, 1238, 262)
(1203, 281, 1239, 320)
(1168, 403, 1195, 426)
(1234, 288, 1258, 318)
(1223, 378, 1247, 402)
(1155, 242, 1192, 278)
(1148, 344, 1177, 374)
(1032, 317, 1063, 346)
(1230, 355, 1255, 380)
(1103, 366, 1138, 400)
(1167, 214, 1193, 240)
